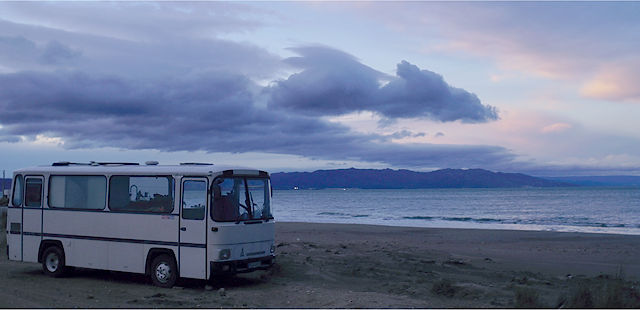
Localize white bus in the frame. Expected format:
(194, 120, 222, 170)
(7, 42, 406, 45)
(5, 161, 275, 287)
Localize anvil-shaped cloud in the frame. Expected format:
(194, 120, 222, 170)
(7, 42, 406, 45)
(267, 46, 498, 122)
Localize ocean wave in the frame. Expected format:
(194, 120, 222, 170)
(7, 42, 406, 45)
(318, 211, 369, 218)
(403, 215, 507, 224)
(401, 215, 629, 229)
(318, 212, 348, 216)
(402, 216, 435, 220)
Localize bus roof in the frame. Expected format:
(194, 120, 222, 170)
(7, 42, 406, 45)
(13, 162, 268, 177)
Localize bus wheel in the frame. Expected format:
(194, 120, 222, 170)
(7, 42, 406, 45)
(42, 246, 66, 277)
(150, 254, 177, 288)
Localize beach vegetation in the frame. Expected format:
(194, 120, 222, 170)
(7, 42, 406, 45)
(431, 278, 459, 297)
(1, 206, 5, 228)
(566, 283, 593, 308)
(514, 287, 544, 308)
(564, 278, 640, 308)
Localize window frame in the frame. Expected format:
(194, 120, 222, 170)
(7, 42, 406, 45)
(210, 176, 273, 222)
(181, 178, 207, 221)
(11, 174, 24, 207)
(47, 175, 108, 211)
(24, 176, 43, 208)
(107, 175, 175, 214)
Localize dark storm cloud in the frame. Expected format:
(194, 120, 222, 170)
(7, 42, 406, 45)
(0, 4, 509, 170)
(378, 61, 497, 122)
(266, 46, 384, 115)
(0, 35, 81, 68)
(267, 46, 498, 123)
(0, 70, 361, 152)
(40, 41, 82, 65)
(377, 130, 427, 142)
(0, 69, 513, 169)
(0, 19, 283, 80)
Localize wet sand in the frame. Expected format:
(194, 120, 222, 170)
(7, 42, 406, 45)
(1, 220, 639, 308)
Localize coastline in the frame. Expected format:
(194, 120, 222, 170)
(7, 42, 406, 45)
(0, 220, 638, 307)
(276, 217, 640, 236)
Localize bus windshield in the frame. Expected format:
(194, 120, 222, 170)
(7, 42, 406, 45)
(211, 177, 272, 222)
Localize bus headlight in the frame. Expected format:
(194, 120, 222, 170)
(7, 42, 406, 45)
(219, 249, 231, 260)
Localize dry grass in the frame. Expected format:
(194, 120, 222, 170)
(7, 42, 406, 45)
(563, 277, 640, 308)
(1, 205, 5, 229)
(514, 287, 545, 308)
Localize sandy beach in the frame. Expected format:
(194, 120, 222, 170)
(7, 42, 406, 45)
(1, 220, 639, 308)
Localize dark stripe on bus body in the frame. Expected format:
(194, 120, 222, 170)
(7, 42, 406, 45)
(20, 231, 206, 248)
(211, 239, 273, 246)
(41, 207, 180, 216)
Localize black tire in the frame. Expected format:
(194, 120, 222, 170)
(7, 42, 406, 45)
(41, 246, 66, 277)
(150, 254, 177, 288)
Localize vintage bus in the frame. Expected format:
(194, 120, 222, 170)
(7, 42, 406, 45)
(5, 161, 275, 287)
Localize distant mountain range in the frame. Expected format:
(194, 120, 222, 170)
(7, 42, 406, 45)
(3, 173, 639, 191)
(544, 176, 640, 187)
(270, 168, 574, 189)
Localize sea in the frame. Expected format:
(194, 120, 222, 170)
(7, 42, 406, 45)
(273, 187, 640, 235)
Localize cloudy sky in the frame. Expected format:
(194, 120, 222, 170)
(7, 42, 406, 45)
(1, 1, 639, 176)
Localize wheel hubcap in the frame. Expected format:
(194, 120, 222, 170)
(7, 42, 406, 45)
(46, 253, 59, 272)
(155, 262, 171, 283)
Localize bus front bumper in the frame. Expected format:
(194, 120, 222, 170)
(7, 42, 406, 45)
(210, 255, 275, 276)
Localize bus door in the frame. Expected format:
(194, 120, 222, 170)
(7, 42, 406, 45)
(22, 176, 44, 262)
(179, 177, 208, 279)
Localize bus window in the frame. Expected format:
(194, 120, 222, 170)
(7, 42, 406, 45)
(109, 176, 174, 213)
(212, 178, 240, 221)
(247, 178, 272, 220)
(12, 175, 23, 207)
(182, 180, 205, 220)
(212, 177, 271, 222)
(49, 176, 106, 210)
(25, 178, 42, 207)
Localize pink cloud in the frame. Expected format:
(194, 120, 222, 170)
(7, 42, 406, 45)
(351, 3, 640, 101)
(541, 123, 572, 134)
(581, 63, 640, 103)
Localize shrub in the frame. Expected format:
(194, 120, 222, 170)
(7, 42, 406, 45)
(567, 284, 593, 308)
(514, 287, 544, 308)
(564, 278, 640, 308)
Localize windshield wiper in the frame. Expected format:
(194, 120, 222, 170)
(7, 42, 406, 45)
(243, 178, 253, 219)
(249, 191, 259, 215)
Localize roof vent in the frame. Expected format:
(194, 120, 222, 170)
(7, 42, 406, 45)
(145, 160, 159, 165)
(180, 162, 213, 166)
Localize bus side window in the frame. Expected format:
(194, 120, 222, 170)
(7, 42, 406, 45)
(25, 178, 42, 207)
(50, 176, 106, 210)
(109, 176, 173, 213)
(12, 175, 24, 207)
(182, 180, 205, 220)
